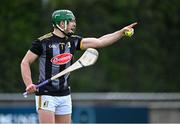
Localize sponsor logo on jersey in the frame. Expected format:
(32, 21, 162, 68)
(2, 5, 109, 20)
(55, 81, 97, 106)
(51, 53, 72, 65)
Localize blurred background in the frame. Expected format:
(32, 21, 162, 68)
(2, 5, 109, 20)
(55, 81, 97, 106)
(0, 0, 180, 123)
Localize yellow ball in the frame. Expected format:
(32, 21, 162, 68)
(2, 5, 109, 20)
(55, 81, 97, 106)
(124, 29, 134, 37)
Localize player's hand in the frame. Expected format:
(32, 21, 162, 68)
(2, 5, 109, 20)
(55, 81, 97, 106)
(25, 84, 37, 94)
(122, 22, 137, 36)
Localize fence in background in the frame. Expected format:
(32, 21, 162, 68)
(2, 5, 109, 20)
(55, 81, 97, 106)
(0, 93, 180, 123)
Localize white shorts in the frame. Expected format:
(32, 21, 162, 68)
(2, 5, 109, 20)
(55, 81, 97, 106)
(35, 95, 72, 115)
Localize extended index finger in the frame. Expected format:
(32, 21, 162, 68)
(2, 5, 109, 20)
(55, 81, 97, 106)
(128, 22, 138, 28)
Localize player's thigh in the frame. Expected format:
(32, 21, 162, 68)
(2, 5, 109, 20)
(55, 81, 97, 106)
(55, 114, 71, 124)
(38, 109, 55, 123)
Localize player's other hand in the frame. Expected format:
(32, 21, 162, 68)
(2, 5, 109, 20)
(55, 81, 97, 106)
(26, 84, 37, 94)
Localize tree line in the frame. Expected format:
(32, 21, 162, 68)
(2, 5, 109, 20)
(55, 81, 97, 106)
(0, 0, 179, 92)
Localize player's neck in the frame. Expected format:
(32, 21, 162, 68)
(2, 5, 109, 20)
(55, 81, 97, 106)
(53, 28, 66, 38)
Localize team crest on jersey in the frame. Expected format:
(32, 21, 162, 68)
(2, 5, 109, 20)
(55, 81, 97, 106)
(51, 53, 72, 65)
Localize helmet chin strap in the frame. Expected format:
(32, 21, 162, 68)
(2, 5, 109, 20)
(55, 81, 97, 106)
(56, 21, 73, 37)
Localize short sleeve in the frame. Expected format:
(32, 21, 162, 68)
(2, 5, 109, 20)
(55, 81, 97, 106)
(75, 36, 83, 50)
(29, 40, 43, 56)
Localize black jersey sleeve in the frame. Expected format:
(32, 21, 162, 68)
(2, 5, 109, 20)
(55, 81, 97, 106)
(75, 36, 83, 50)
(30, 40, 43, 56)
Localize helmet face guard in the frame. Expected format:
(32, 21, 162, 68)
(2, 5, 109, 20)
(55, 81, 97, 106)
(52, 10, 75, 36)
